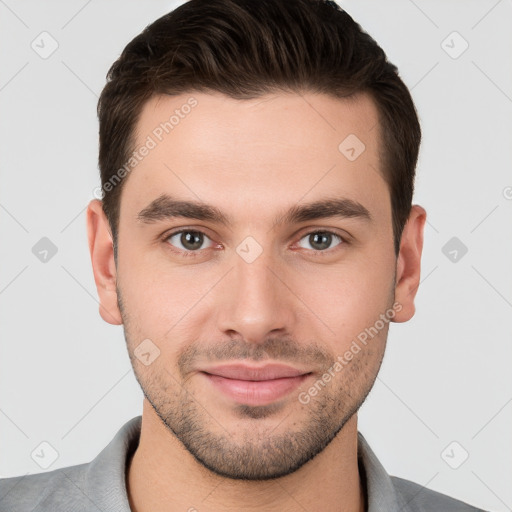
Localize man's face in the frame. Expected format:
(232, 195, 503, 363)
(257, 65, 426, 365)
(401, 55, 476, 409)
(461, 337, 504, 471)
(107, 91, 400, 479)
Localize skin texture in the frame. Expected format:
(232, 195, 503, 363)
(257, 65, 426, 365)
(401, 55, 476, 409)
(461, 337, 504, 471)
(87, 91, 426, 512)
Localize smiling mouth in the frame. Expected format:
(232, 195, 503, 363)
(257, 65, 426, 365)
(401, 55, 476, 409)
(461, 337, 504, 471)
(199, 362, 313, 406)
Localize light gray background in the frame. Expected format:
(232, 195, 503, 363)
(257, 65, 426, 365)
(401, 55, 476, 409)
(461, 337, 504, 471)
(1, 1, 511, 510)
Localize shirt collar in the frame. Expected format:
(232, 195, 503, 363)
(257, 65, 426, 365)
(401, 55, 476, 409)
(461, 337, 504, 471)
(82, 415, 141, 511)
(357, 431, 408, 511)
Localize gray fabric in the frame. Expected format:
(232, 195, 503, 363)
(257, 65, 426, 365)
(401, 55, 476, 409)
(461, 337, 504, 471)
(0, 416, 488, 511)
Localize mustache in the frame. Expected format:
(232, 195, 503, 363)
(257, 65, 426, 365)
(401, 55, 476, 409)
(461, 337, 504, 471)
(177, 335, 334, 378)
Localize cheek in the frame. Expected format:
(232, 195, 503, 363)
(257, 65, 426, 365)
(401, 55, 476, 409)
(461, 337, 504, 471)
(297, 256, 395, 334)
(117, 251, 219, 344)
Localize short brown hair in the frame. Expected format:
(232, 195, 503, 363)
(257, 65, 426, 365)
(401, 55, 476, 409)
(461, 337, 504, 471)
(97, 0, 421, 257)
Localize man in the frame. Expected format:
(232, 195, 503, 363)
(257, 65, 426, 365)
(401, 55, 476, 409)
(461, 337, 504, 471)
(0, 0, 489, 511)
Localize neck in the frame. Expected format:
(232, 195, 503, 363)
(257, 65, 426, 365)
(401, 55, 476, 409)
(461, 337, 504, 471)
(127, 400, 366, 512)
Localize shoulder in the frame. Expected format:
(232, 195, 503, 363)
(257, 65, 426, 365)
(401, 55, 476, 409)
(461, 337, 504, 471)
(0, 416, 141, 512)
(0, 416, 140, 512)
(391, 476, 490, 512)
(0, 462, 89, 512)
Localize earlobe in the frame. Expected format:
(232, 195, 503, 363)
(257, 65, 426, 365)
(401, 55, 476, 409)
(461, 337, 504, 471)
(392, 204, 427, 323)
(86, 199, 123, 325)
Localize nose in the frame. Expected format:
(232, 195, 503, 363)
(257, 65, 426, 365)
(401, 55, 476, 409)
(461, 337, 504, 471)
(216, 247, 296, 345)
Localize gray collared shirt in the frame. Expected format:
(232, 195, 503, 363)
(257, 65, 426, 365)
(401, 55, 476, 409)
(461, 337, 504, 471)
(0, 416, 488, 511)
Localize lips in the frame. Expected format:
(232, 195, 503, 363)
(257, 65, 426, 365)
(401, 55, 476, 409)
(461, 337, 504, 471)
(201, 363, 309, 381)
(199, 363, 312, 406)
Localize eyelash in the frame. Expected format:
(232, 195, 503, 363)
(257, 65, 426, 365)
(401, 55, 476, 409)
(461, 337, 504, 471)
(162, 229, 348, 258)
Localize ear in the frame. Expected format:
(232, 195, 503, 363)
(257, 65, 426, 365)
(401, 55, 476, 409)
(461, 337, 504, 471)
(392, 204, 427, 323)
(86, 199, 122, 325)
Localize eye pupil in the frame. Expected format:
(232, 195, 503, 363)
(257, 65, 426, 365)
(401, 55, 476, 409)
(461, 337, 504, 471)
(181, 231, 203, 250)
(310, 232, 332, 250)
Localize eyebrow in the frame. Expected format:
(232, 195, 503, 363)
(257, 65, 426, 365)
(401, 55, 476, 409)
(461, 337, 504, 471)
(137, 193, 372, 227)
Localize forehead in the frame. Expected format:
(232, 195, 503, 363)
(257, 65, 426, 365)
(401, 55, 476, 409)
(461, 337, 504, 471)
(121, 91, 388, 225)
(135, 91, 380, 157)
